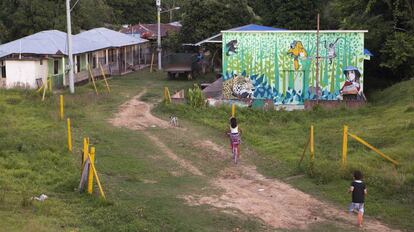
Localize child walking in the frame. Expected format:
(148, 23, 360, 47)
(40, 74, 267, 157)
(226, 117, 241, 161)
(348, 170, 367, 227)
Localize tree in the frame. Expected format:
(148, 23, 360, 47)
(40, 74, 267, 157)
(106, 0, 155, 25)
(0, 0, 111, 43)
(179, 0, 256, 44)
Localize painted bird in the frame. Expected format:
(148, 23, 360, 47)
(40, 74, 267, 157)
(287, 41, 307, 71)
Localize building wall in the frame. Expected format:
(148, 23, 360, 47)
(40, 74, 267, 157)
(5, 60, 48, 88)
(222, 31, 366, 104)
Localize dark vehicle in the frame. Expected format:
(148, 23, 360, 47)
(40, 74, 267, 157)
(163, 53, 201, 80)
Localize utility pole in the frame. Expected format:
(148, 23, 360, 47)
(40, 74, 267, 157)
(156, 0, 162, 71)
(315, 13, 320, 101)
(66, 0, 75, 93)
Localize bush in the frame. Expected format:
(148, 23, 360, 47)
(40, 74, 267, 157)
(186, 84, 205, 108)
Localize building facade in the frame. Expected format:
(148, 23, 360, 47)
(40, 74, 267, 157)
(222, 30, 369, 105)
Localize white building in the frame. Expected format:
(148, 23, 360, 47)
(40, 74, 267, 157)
(0, 28, 149, 89)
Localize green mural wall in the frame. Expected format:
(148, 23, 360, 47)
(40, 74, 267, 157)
(222, 31, 367, 104)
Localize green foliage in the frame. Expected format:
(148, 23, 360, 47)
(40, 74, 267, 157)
(0, 0, 111, 43)
(248, 0, 323, 29)
(179, 0, 256, 43)
(380, 32, 414, 78)
(186, 84, 205, 108)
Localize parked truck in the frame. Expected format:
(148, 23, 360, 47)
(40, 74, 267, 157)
(163, 53, 200, 80)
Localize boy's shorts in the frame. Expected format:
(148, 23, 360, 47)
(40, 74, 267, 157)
(349, 203, 364, 214)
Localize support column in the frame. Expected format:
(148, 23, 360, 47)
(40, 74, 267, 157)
(124, 47, 127, 73)
(62, 57, 66, 86)
(105, 49, 109, 64)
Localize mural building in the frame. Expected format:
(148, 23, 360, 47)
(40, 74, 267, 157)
(222, 30, 369, 105)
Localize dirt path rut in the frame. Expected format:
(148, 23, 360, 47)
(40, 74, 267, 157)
(109, 91, 399, 232)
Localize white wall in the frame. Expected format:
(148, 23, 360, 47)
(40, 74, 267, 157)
(5, 60, 48, 89)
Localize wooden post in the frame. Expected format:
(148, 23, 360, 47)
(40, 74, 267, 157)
(310, 125, 314, 160)
(348, 133, 399, 166)
(315, 13, 320, 101)
(41, 77, 48, 101)
(60, 95, 64, 120)
(231, 104, 236, 117)
(99, 63, 111, 93)
(88, 149, 106, 199)
(87, 146, 95, 194)
(67, 118, 72, 152)
(82, 137, 88, 167)
(88, 65, 99, 95)
(150, 53, 155, 72)
(342, 125, 348, 168)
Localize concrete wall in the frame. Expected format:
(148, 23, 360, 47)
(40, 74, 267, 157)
(5, 60, 48, 88)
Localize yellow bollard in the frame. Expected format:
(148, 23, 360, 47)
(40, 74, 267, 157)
(48, 77, 52, 92)
(82, 138, 89, 167)
(67, 118, 72, 152)
(60, 95, 64, 120)
(231, 104, 235, 117)
(342, 125, 348, 168)
(88, 147, 95, 194)
(310, 125, 314, 160)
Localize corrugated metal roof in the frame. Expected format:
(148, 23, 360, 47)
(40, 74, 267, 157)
(0, 28, 148, 59)
(76, 27, 148, 49)
(0, 30, 68, 58)
(228, 24, 287, 31)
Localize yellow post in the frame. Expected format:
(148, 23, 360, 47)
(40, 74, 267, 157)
(99, 63, 111, 93)
(60, 95, 64, 120)
(82, 137, 89, 167)
(67, 118, 72, 152)
(87, 147, 95, 194)
(88, 65, 99, 95)
(48, 77, 52, 92)
(342, 125, 348, 168)
(231, 104, 235, 117)
(348, 133, 399, 166)
(310, 125, 314, 160)
(88, 150, 106, 199)
(41, 79, 48, 101)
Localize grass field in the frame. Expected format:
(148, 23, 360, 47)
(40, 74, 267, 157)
(0, 70, 412, 231)
(157, 77, 414, 230)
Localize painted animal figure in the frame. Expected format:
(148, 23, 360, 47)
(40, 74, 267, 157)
(325, 38, 340, 64)
(226, 40, 238, 56)
(223, 75, 255, 99)
(287, 41, 307, 71)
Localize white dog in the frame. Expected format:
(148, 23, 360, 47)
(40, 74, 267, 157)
(170, 115, 178, 127)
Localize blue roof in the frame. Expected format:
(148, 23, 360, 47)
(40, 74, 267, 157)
(364, 48, 373, 56)
(228, 24, 286, 31)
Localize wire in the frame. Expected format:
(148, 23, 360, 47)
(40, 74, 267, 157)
(70, 0, 81, 12)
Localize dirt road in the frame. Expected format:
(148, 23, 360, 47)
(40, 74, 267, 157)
(109, 91, 399, 232)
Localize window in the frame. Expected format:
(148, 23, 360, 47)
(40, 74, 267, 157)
(54, 60, 59, 75)
(40, 60, 43, 65)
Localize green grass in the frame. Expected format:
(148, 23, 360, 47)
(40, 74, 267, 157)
(0, 71, 268, 231)
(1, 69, 412, 231)
(155, 79, 414, 231)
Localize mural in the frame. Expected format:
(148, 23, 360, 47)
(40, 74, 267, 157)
(222, 31, 367, 104)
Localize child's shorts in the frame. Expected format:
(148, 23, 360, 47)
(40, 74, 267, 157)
(349, 203, 364, 214)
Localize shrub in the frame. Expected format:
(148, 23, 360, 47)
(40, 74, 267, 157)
(186, 84, 205, 108)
